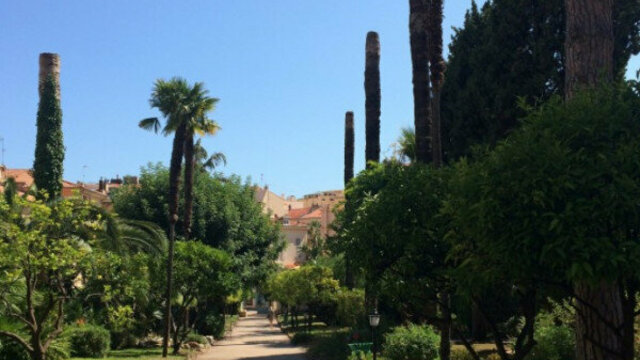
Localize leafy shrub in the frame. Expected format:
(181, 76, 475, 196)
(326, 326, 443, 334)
(526, 323, 574, 360)
(383, 324, 439, 360)
(46, 340, 71, 360)
(450, 349, 476, 360)
(335, 289, 365, 327)
(0, 339, 69, 360)
(186, 333, 208, 345)
(65, 324, 111, 358)
(292, 332, 315, 345)
(0, 339, 29, 360)
(307, 331, 350, 360)
(203, 313, 226, 339)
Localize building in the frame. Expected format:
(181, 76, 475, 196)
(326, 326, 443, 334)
(0, 165, 113, 209)
(255, 186, 345, 268)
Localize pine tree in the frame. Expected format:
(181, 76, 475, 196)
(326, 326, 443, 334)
(33, 73, 64, 200)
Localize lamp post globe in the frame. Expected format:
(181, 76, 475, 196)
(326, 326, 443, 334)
(369, 309, 380, 360)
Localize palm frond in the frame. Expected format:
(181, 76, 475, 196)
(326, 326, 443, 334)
(139, 117, 162, 133)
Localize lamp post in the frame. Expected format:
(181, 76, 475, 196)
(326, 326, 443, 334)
(369, 308, 381, 360)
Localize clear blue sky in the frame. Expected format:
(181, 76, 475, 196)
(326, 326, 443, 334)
(1, 1, 638, 197)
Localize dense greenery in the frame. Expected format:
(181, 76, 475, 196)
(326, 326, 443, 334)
(111, 163, 283, 286)
(169, 241, 239, 353)
(329, 84, 640, 360)
(383, 324, 440, 360)
(33, 74, 64, 199)
(441, 0, 640, 161)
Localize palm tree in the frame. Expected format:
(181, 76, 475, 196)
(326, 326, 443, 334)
(429, 0, 445, 167)
(365, 32, 381, 168)
(194, 138, 227, 173)
(180, 84, 220, 241)
(138, 77, 192, 357)
(344, 111, 355, 289)
(409, 0, 431, 164)
(396, 127, 416, 163)
(344, 111, 355, 185)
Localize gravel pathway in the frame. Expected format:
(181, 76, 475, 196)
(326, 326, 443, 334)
(198, 311, 306, 360)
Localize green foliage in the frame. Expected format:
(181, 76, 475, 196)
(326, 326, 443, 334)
(300, 220, 326, 261)
(77, 251, 155, 347)
(33, 74, 64, 199)
(267, 265, 340, 310)
(441, 0, 640, 161)
(335, 289, 365, 327)
(0, 339, 29, 360)
(169, 240, 239, 349)
(383, 324, 440, 360)
(0, 197, 104, 358)
(307, 331, 351, 360)
(185, 333, 208, 345)
(449, 86, 640, 289)
(526, 323, 575, 360)
(333, 161, 451, 320)
(111, 163, 283, 286)
(450, 349, 476, 360)
(64, 324, 111, 358)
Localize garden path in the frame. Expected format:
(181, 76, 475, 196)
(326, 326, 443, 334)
(198, 310, 306, 360)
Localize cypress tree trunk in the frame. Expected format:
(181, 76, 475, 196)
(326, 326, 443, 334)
(364, 32, 381, 168)
(564, 1, 626, 359)
(429, 0, 445, 167)
(409, 0, 431, 164)
(183, 132, 195, 240)
(162, 122, 187, 358)
(33, 53, 64, 200)
(344, 111, 355, 289)
(564, 0, 614, 98)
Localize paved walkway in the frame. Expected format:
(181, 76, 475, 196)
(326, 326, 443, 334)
(198, 310, 307, 360)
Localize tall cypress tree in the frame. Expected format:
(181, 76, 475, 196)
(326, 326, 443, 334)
(33, 73, 64, 199)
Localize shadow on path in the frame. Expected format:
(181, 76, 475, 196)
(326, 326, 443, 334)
(198, 311, 306, 360)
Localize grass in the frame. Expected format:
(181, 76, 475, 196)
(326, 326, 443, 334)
(71, 348, 186, 360)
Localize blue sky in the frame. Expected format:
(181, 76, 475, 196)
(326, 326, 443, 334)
(1, 1, 638, 197)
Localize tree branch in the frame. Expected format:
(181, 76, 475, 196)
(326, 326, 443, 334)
(0, 330, 33, 352)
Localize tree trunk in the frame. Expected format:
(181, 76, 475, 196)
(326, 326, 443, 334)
(183, 132, 195, 240)
(564, 0, 614, 98)
(344, 111, 355, 289)
(565, 2, 624, 359)
(409, 0, 431, 164)
(364, 32, 381, 168)
(575, 282, 625, 360)
(438, 292, 452, 360)
(162, 122, 186, 358)
(429, 0, 445, 167)
(38, 53, 60, 99)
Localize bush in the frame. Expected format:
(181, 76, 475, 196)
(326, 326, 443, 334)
(46, 340, 71, 360)
(335, 289, 365, 327)
(292, 332, 315, 345)
(526, 323, 574, 360)
(185, 333, 208, 345)
(383, 324, 439, 360)
(203, 313, 226, 339)
(65, 324, 111, 358)
(450, 349, 475, 360)
(307, 331, 350, 360)
(0, 339, 69, 360)
(0, 339, 29, 360)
